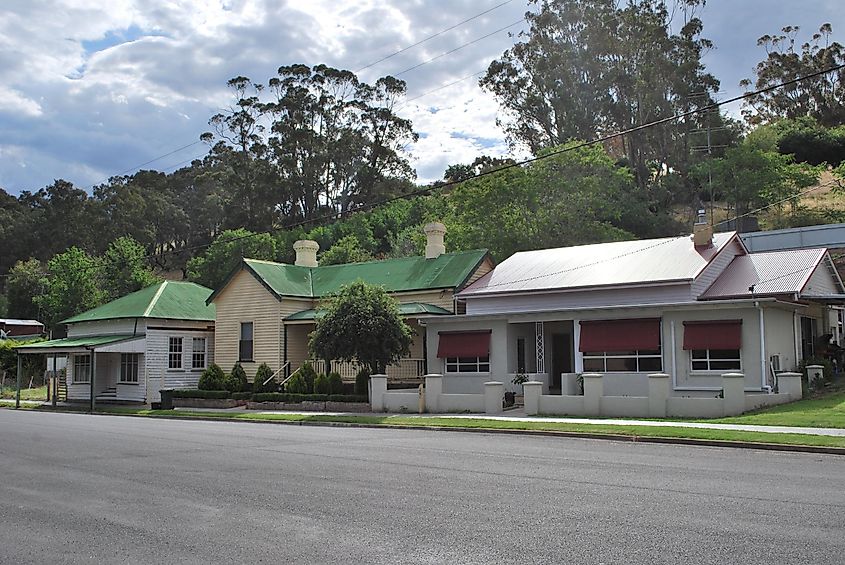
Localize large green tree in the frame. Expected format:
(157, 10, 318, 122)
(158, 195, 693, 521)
(186, 229, 277, 289)
(741, 24, 845, 127)
(100, 237, 162, 301)
(309, 281, 412, 374)
(480, 0, 722, 188)
(6, 259, 45, 320)
(35, 247, 105, 328)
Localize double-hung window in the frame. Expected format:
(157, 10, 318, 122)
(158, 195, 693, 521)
(683, 320, 742, 372)
(437, 330, 491, 373)
(579, 319, 663, 373)
(168, 337, 183, 369)
(239, 322, 254, 362)
(192, 338, 207, 369)
(120, 353, 140, 383)
(73, 354, 91, 384)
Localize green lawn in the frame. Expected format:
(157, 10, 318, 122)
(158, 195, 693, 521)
(0, 385, 47, 401)
(711, 390, 845, 429)
(45, 406, 845, 449)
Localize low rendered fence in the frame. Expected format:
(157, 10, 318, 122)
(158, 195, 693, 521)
(369, 374, 503, 415)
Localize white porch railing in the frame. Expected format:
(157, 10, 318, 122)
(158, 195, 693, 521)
(305, 358, 426, 381)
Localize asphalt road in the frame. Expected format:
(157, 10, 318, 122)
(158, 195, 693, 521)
(1, 411, 843, 565)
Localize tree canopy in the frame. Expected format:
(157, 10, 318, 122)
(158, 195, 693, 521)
(309, 281, 412, 374)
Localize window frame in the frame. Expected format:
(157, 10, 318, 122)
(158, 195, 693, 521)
(192, 337, 207, 370)
(239, 322, 254, 362)
(73, 354, 91, 384)
(168, 337, 183, 370)
(689, 349, 742, 372)
(445, 356, 490, 373)
(119, 353, 140, 384)
(581, 347, 663, 373)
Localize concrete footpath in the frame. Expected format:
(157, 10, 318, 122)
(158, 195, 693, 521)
(172, 405, 845, 437)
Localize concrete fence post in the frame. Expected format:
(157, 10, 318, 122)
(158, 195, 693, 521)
(369, 374, 388, 412)
(806, 365, 825, 388)
(582, 373, 603, 416)
(484, 382, 505, 414)
(424, 374, 443, 413)
(647, 373, 670, 418)
(721, 373, 746, 416)
(523, 381, 543, 416)
(777, 372, 803, 401)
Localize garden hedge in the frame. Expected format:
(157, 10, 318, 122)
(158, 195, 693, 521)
(172, 389, 231, 399)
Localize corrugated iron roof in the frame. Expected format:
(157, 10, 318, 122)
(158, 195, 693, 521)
(700, 248, 826, 299)
(285, 302, 452, 321)
(62, 281, 216, 324)
(233, 250, 488, 299)
(460, 232, 736, 296)
(16, 334, 138, 351)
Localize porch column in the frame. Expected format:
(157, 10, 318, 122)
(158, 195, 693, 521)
(535, 321, 545, 374)
(90, 350, 96, 413)
(15, 353, 22, 409)
(52, 355, 58, 407)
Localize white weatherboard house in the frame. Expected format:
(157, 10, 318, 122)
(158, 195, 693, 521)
(17, 281, 215, 406)
(419, 219, 845, 415)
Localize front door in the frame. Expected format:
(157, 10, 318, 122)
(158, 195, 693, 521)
(550, 334, 572, 390)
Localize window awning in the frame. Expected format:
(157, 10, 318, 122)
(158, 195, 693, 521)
(579, 319, 661, 352)
(437, 330, 491, 358)
(683, 320, 742, 350)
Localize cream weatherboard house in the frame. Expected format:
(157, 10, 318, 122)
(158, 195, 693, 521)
(208, 223, 493, 382)
(17, 281, 215, 406)
(421, 218, 845, 408)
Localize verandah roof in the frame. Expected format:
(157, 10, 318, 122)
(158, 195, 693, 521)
(285, 302, 451, 321)
(15, 334, 141, 354)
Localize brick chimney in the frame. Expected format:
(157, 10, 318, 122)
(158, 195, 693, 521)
(293, 240, 320, 267)
(692, 209, 713, 248)
(424, 222, 447, 259)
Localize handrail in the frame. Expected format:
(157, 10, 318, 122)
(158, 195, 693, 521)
(265, 361, 290, 387)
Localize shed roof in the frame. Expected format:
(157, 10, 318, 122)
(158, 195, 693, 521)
(213, 250, 489, 301)
(700, 248, 833, 299)
(460, 232, 736, 296)
(62, 281, 216, 324)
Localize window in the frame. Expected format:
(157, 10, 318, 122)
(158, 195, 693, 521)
(445, 356, 490, 373)
(168, 337, 183, 369)
(120, 353, 139, 383)
(690, 349, 741, 372)
(73, 355, 91, 383)
(239, 322, 254, 361)
(192, 338, 206, 369)
(582, 349, 663, 373)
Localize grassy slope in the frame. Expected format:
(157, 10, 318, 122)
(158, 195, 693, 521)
(0, 386, 47, 400)
(711, 390, 845, 429)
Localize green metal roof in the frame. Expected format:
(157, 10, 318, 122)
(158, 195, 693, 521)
(62, 281, 216, 324)
(231, 249, 488, 301)
(285, 302, 452, 321)
(16, 334, 139, 351)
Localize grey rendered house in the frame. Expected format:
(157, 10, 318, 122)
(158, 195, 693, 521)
(422, 220, 845, 400)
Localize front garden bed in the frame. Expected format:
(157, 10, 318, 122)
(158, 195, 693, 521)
(170, 389, 370, 412)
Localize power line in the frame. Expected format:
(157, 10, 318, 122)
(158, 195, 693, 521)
(354, 0, 515, 74)
(87, 140, 204, 189)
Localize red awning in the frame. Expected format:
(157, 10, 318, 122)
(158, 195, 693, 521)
(437, 330, 492, 358)
(683, 320, 742, 350)
(579, 319, 661, 352)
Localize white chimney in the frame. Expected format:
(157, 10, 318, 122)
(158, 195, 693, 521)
(424, 222, 447, 259)
(293, 240, 320, 267)
(692, 209, 713, 248)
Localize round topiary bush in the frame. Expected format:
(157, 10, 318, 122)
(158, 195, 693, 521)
(286, 369, 308, 394)
(328, 372, 343, 395)
(354, 369, 370, 396)
(314, 373, 330, 394)
(225, 363, 248, 393)
(198, 364, 226, 391)
(253, 362, 274, 393)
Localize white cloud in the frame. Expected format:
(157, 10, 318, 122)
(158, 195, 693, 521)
(0, 86, 43, 117)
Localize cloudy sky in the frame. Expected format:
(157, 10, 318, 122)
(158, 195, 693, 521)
(1, 0, 843, 195)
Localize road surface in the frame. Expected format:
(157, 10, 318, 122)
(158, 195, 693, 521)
(0, 410, 842, 564)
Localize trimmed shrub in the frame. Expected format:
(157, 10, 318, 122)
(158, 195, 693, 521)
(328, 372, 343, 395)
(232, 391, 252, 401)
(299, 362, 318, 393)
(327, 394, 368, 403)
(198, 364, 226, 391)
(225, 363, 248, 393)
(286, 370, 308, 394)
(314, 373, 330, 394)
(354, 369, 370, 396)
(252, 363, 274, 393)
(172, 389, 230, 399)
(252, 393, 329, 403)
